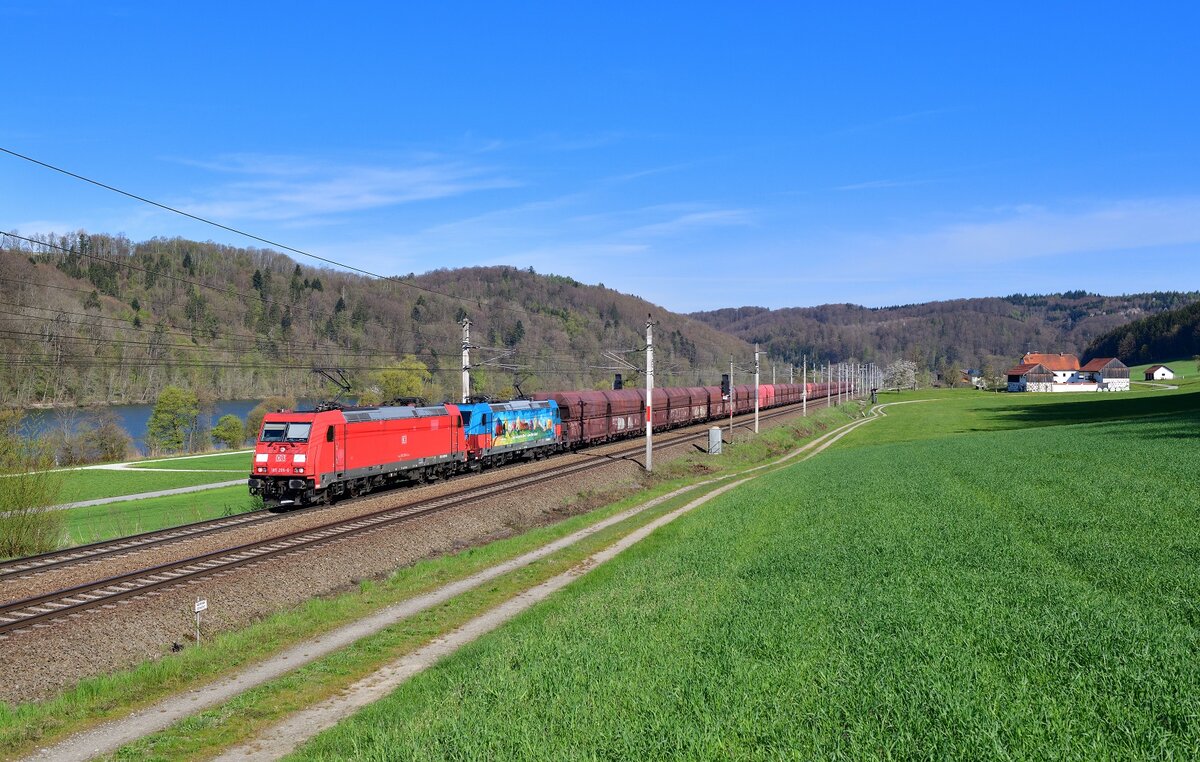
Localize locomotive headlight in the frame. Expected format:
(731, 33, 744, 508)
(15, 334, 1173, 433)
(293, 466, 305, 473)
(256, 466, 267, 473)
(293, 454, 307, 463)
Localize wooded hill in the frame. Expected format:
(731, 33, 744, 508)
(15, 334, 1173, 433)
(692, 291, 1200, 381)
(4, 231, 1194, 408)
(0, 232, 754, 407)
(1083, 299, 1200, 366)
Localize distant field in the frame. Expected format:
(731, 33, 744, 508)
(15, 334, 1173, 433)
(293, 388, 1200, 759)
(62, 485, 254, 546)
(126, 451, 250, 472)
(1127, 357, 1196, 383)
(854, 371, 1200, 448)
(55, 469, 241, 504)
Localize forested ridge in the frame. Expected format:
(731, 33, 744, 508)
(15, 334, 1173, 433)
(692, 291, 1200, 381)
(4, 231, 1195, 409)
(0, 232, 754, 407)
(1084, 299, 1200, 365)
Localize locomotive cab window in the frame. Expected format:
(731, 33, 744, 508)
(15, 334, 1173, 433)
(260, 423, 287, 442)
(284, 423, 312, 442)
(262, 422, 312, 442)
(460, 410, 473, 426)
(326, 425, 335, 442)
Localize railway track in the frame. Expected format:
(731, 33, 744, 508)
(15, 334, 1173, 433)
(0, 396, 836, 637)
(0, 508, 279, 580)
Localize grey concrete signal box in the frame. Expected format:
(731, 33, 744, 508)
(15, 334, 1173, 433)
(708, 427, 723, 455)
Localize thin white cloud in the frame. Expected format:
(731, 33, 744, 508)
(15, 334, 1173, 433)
(623, 209, 752, 238)
(866, 197, 1200, 264)
(836, 178, 931, 191)
(8, 219, 86, 235)
(827, 107, 957, 138)
(167, 153, 519, 223)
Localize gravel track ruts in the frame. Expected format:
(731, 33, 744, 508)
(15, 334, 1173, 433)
(0, 401, 828, 704)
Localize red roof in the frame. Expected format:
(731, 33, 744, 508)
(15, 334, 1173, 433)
(1006, 362, 1045, 376)
(1080, 357, 1125, 372)
(1022, 353, 1080, 371)
(1146, 364, 1171, 372)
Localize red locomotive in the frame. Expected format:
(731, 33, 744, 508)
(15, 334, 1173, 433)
(249, 403, 468, 507)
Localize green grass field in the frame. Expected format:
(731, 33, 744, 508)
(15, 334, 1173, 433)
(61, 485, 254, 546)
(288, 388, 1200, 759)
(125, 451, 251, 471)
(54, 469, 242, 504)
(0, 406, 863, 760)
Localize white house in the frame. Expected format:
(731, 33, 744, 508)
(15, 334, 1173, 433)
(1145, 365, 1175, 381)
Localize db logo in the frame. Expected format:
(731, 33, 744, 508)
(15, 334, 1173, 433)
(274, 454, 287, 462)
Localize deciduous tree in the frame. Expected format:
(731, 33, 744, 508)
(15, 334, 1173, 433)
(211, 414, 244, 450)
(146, 385, 199, 455)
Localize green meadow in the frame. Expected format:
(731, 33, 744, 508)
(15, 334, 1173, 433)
(0, 406, 861, 760)
(61, 485, 254, 546)
(290, 387, 1200, 760)
(55, 470, 241, 504)
(125, 452, 250, 472)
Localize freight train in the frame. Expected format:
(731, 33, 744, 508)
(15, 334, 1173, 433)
(247, 380, 845, 508)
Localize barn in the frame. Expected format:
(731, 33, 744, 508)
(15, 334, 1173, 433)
(1079, 357, 1130, 391)
(1006, 363, 1054, 392)
(1145, 365, 1175, 381)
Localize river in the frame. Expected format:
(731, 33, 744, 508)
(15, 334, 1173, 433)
(19, 400, 264, 455)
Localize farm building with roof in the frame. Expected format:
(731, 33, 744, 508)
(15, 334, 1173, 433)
(1006, 353, 1129, 392)
(1145, 365, 1175, 381)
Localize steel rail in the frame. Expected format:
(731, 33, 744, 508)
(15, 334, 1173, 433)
(0, 394, 828, 580)
(0, 394, 836, 636)
(0, 509, 279, 579)
(0, 422, 719, 636)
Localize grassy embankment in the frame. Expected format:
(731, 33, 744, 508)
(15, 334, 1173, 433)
(42, 451, 252, 548)
(0, 403, 861, 760)
(57, 451, 249, 503)
(280, 384, 1200, 760)
(61, 486, 252, 547)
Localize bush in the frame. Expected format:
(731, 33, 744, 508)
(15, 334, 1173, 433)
(211, 414, 244, 450)
(0, 410, 65, 557)
(51, 411, 132, 465)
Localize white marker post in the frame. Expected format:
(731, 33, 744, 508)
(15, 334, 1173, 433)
(194, 598, 208, 644)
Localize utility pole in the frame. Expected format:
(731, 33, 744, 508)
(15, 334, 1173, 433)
(789, 363, 794, 384)
(460, 318, 471, 404)
(802, 356, 807, 416)
(728, 355, 734, 439)
(772, 363, 776, 386)
(645, 315, 654, 472)
(754, 343, 760, 434)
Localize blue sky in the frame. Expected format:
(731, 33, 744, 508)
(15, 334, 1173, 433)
(3, 3, 1199, 312)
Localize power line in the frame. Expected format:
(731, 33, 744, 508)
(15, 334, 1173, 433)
(0, 298, 459, 357)
(0, 146, 534, 317)
(0, 232, 460, 349)
(0, 352, 590, 376)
